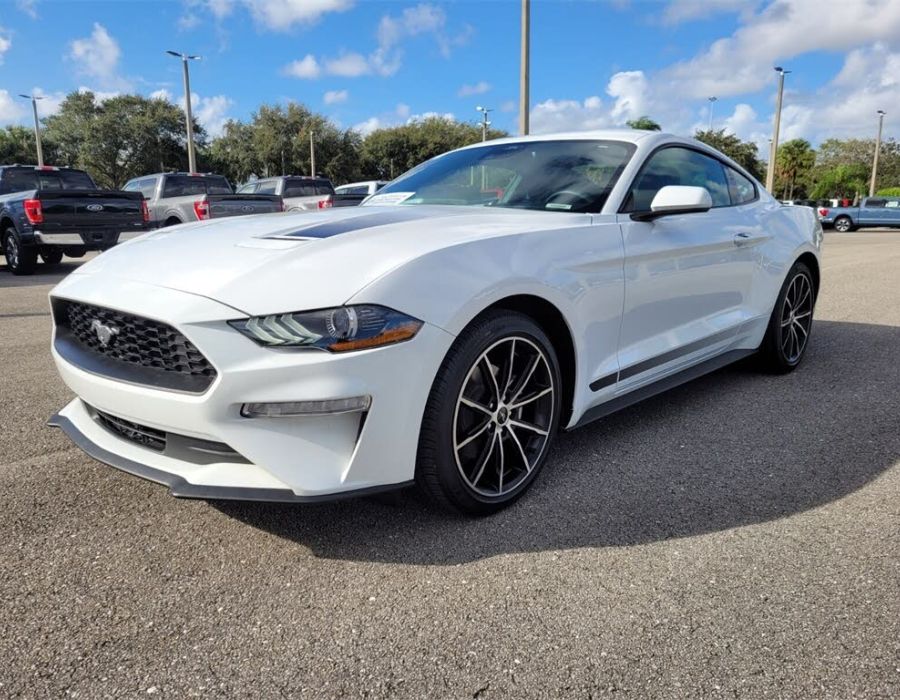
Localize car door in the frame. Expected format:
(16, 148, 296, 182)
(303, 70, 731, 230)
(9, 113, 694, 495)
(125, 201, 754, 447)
(857, 198, 885, 226)
(615, 146, 763, 387)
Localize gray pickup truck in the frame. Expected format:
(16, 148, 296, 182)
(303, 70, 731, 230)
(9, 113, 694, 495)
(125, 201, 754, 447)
(237, 176, 342, 212)
(123, 172, 283, 227)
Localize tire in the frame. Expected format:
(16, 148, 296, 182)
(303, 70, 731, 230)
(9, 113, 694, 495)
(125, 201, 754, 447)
(757, 261, 816, 373)
(163, 217, 182, 227)
(833, 216, 853, 233)
(40, 249, 64, 266)
(3, 228, 37, 275)
(416, 310, 562, 515)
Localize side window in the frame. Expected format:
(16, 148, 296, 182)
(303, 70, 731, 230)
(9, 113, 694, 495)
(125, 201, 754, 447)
(885, 200, 900, 209)
(725, 167, 757, 205)
(237, 182, 257, 194)
(626, 147, 731, 212)
(123, 180, 139, 191)
(139, 178, 158, 199)
(256, 181, 277, 195)
(865, 198, 886, 208)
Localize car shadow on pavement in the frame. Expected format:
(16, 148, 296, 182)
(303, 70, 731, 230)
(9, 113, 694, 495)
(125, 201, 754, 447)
(213, 320, 900, 564)
(0, 261, 86, 287)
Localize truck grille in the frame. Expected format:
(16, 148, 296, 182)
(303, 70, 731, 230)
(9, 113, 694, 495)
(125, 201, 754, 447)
(53, 299, 217, 393)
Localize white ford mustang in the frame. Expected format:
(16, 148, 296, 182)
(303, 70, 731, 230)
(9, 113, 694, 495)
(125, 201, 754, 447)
(49, 130, 822, 514)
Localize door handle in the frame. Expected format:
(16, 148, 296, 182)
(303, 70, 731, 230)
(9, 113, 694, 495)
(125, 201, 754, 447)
(733, 232, 754, 246)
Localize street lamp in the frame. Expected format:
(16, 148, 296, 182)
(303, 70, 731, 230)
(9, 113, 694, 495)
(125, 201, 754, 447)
(869, 110, 886, 197)
(765, 65, 791, 193)
(166, 50, 201, 173)
(519, 0, 530, 135)
(707, 96, 717, 131)
(18, 93, 45, 166)
(476, 105, 493, 142)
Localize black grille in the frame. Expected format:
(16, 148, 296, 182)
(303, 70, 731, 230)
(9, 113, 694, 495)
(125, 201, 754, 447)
(53, 299, 216, 393)
(96, 409, 166, 452)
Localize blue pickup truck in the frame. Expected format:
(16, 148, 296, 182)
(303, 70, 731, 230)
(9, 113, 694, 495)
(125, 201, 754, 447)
(818, 196, 900, 232)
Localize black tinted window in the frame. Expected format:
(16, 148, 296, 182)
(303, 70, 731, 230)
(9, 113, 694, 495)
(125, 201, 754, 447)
(316, 181, 335, 195)
(725, 167, 757, 205)
(40, 170, 96, 190)
(627, 147, 730, 211)
(865, 198, 886, 208)
(1, 169, 38, 193)
(283, 180, 318, 197)
(162, 175, 232, 197)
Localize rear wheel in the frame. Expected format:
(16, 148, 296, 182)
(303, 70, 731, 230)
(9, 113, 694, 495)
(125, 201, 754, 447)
(833, 216, 853, 232)
(3, 228, 37, 275)
(758, 261, 815, 373)
(40, 249, 64, 266)
(416, 311, 561, 515)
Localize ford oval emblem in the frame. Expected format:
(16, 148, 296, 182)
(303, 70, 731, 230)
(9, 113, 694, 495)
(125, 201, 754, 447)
(241, 205, 255, 212)
(86, 203, 104, 212)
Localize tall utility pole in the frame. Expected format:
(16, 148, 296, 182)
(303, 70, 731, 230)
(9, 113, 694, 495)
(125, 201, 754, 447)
(18, 94, 44, 166)
(707, 96, 717, 131)
(765, 66, 790, 193)
(519, 0, 530, 135)
(870, 110, 886, 196)
(476, 105, 493, 141)
(166, 50, 201, 173)
(309, 131, 316, 177)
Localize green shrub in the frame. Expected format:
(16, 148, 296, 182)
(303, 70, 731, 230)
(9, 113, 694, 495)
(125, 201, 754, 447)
(876, 187, 900, 196)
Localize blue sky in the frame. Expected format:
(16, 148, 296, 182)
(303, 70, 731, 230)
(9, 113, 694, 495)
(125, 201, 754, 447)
(1, 0, 899, 151)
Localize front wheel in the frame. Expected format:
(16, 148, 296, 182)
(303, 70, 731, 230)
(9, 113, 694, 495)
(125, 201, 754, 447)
(758, 262, 816, 373)
(3, 228, 37, 275)
(416, 311, 562, 515)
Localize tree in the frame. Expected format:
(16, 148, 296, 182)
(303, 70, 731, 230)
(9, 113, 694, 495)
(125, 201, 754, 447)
(43, 91, 205, 188)
(360, 117, 505, 179)
(693, 128, 764, 180)
(626, 116, 661, 131)
(807, 163, 868, 200)
(775, 139, 815, 199)
(876, 187, 900, 197)
(0, 125, 57, 165)
(811, 137, 900, 194)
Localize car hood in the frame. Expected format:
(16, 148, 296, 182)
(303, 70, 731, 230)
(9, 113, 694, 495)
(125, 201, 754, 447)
(62, 205, 591, 316)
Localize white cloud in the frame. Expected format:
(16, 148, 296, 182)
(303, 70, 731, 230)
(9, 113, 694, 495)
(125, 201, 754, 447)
(243, 0, 353, 30)
(352, 116, 383, 135)
(662, 0, 758, 25)
(323, 89, 348, 105)
(531, 96, 612, 134)
(283, 55, 321, 79)
(660, 0, 900, 99)
(77, 86, 122, 103)
(607, 71, 649, 122)
(0, 90, 27, 124)
(324, 53, 371, 77)
(458, 81, 491, 98)
(16, 0, 38, 18)
(283, 2, 468, 80)
(193, 93, 234, 137)
(69, 23, 129, 90)
(395, 103, 411, 119)
(0, 27, 11, 63)
(500, 100, 516, 113)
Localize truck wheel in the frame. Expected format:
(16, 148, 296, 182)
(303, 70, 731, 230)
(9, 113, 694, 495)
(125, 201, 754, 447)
(833, 216, 853, 233)
(40, 249, 64, 266)
(163, 217, 182, 227)
(3, 228, 37, 275)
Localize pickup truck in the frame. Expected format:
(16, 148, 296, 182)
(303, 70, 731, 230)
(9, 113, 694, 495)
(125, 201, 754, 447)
(1, 165, 149, 275)
(236, 176, 337, 212)
(818, 196, 900, 232)
(123, 172, 283, 227)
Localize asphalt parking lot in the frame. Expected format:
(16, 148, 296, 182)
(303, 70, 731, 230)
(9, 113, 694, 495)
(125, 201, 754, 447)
(1, 231, 898, 699)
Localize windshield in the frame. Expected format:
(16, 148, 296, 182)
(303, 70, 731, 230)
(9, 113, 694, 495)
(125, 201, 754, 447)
(369, 140, 636, 213)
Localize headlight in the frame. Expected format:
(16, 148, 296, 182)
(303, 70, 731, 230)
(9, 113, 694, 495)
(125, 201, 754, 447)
(229, 305, 423, 352)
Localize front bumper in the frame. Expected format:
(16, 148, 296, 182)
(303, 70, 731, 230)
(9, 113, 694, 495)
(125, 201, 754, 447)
(49, 275, 455, 501)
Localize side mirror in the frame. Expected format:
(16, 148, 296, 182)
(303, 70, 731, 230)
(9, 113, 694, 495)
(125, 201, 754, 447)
(631, 186, 713, 222)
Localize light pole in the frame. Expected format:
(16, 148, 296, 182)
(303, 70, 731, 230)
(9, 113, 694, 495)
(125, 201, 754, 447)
(476, 105, 493, 141)
(707, 96, 717, 131)
(869, 110, 886, 197)
(18, 93, 45, 166)
(519, 0, 530, 135)
(309, 131, 316, 177)
(765, 65, 790, 193)
(166, 50, 201, 173)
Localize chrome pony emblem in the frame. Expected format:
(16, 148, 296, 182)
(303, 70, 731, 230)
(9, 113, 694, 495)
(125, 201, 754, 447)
(90, 319, 120, 347)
